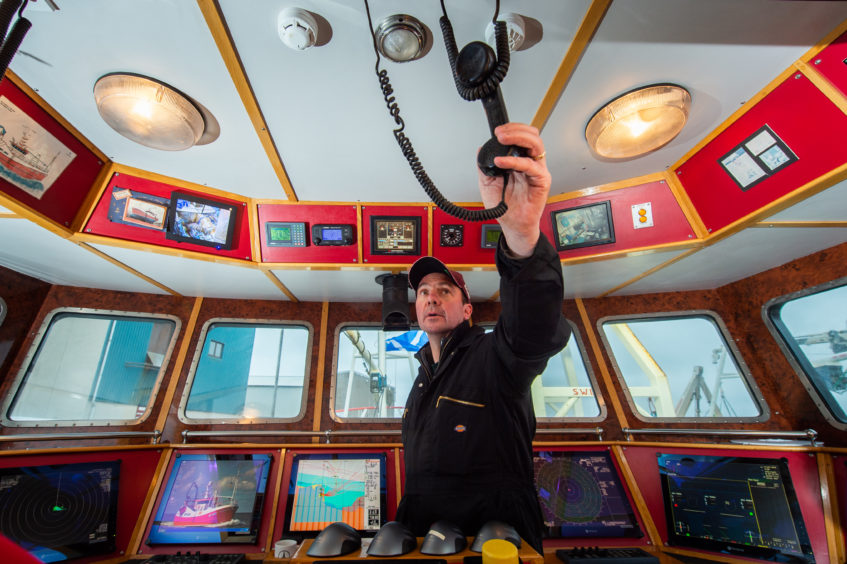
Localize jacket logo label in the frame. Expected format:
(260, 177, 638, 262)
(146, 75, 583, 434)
(454, 424, 467, 432)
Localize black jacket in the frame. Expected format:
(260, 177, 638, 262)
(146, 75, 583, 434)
(397, 234, 570, 553)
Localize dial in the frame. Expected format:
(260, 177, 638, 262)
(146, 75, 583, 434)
(440, 224, 464, 247)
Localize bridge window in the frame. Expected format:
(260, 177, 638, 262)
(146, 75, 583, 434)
(332, 322, 602, 421)
(600, 312, 764, 420)
(765, 278, 847, 427)
(181, 320, 311, 422)
(3, 309, 179, 425)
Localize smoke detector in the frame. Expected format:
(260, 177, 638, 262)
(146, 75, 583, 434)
(485, 13, 526, 52)
(278, 7, 318, 51)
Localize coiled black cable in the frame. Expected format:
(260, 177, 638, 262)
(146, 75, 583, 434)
(364, 0, 508, 222)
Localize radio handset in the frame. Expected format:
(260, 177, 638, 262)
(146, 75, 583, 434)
(454, 41, 527, 177)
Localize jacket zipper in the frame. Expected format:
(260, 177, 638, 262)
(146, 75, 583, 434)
(436, 395, 485, 409)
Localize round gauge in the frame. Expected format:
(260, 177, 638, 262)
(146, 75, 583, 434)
(440, 224, 464, 247)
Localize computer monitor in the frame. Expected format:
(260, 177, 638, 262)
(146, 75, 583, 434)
(165, 191, 238, 250)
(658, 454, 815, 563)
(282, 452, 387, 537)
(147, 453, 272, 544)
(0, 460, 120, 562)
(533, 450, 642, 538)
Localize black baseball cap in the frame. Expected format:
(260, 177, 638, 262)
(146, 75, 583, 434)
(408, 257, 470, 302)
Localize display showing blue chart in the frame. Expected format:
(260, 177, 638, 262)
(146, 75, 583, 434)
(657, 454, 815, 563)
(533, 450, 642, 538)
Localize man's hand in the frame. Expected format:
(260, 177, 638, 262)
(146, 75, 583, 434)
(477, 123, 551, 258)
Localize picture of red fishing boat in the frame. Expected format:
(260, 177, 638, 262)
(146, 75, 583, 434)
(0, 95, 76, 199)
(174, 480, 240, 526)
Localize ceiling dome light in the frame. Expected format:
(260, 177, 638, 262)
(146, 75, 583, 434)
(94, 73, 205, 151)
(278, 7, 318, 51)
(586, 84, 691, 159)
(375, 14, 428, 62)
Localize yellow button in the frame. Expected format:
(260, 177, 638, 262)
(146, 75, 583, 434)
(482, 539, 519, 564)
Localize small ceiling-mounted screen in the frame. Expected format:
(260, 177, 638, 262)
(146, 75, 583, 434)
(370, 216, 420, 256)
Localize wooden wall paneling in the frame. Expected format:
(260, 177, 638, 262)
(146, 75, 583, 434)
(0, 284, 195, 446)
(0, 265, 50, 380)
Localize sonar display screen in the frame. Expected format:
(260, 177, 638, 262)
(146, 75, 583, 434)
(658, 454, 815, 563)
(533, 450, 642, 538)
(0, 460, 120, 562)
(148, 453, 271, 544)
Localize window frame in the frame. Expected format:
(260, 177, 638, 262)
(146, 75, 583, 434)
(0, 296, 6, 327)
(178, 317, 313, 425)
(763, 276, 847, 430)
(598, 310, 768, 423)
(1, 307, 181, 428)
(330, 322, 425, 424)
(480, 320, 607, 422)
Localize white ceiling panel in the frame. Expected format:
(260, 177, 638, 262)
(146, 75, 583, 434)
(561, 247, 690, 298)
(765, 178, 847, 222)
(90, 243, 287, 300)
(0, 218, 167, 293)
(616, 228, 847, 296)
(9, 1, 283, 199)
(543, 0, 847, 197)
(275, 269, 395, 303)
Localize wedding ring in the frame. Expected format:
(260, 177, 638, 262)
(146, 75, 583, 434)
(532, 151, 546, 161)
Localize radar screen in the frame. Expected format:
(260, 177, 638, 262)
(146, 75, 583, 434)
(533, 450, 642, 538)
(0, 460, 120, 562)
(370, 216, 420, 256)
(658, 454, 815, 563)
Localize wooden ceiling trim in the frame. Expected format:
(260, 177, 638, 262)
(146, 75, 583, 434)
(262, 269, 298, 302)
(0, 192, 72, 238)
(753, 221, 847, 229)
(247, 197, 261, 265)
(548, 171, 666, 204)
(76, 241, 181, 296)
(71, 161, 117, 233)
(795, 60, 847, 115)
(196, 0, 297, 201)
(663, 170, 708, 240)
(531, 0, 612, 132)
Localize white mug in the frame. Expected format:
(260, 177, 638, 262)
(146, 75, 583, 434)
(275, 538, 299, 558)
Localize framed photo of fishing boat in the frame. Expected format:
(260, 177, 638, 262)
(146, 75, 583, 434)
(107, 186, 169, 230)
(0, 95, 76, 199)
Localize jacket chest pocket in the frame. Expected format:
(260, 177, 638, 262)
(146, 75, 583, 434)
(433, 394, 495, 472)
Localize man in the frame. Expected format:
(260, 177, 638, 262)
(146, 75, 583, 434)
(396, 123, 571, 554)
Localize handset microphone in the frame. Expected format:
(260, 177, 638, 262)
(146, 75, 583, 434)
(454, 41, 527, 176)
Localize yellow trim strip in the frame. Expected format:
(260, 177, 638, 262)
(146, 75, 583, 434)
(663, 170, 708, 239)
(263, 269, 299, 302)
(796, 60, 847, 115)
(598, 247, 700, 298)
(436, 395, 485, 409)
(76, 242, 181, 296)
(263, 447, 287, 555)
(575, 297, 629, 428)
(312, 302, 330, 442)
(0, 193, 73, 238)
(196, 0, 297, 201)
(356, 204, 364, 265)
(531, 0, 612, 131)
(0, 212, 17, 219)
(154, 297, 204, 434)
(612, 445, 661, 547)
(71, 162, 116, 233)
(394, 447, 403, 508)
(817, 452, 845, 564)
(127, 449, 173, 556)
(753, 221, 847, 229)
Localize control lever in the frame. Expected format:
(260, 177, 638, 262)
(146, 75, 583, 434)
(455, 41, 527, 177)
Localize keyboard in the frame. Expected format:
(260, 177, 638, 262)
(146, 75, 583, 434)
(134, 553, 246, 564)
(556, 547, 658, 564)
